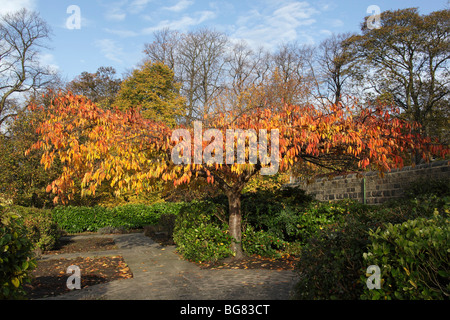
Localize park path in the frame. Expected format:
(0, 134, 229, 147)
(41, 233, 298, 300)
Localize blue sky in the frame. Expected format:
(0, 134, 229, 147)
(1, 0, 447, 82)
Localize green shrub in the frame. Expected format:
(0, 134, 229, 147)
(361, 214, 449, 300)
(52, 205, 109, 233)
(242, 225, 287, 258)
(173, 200, 233, 263)
(293, 202, 432, 300)
(0, 207, 36, 299)
(8, 206, 61, 252)
(23, 213, 60, 252)
(403, 177, 450, 199)
(241, 189, 355, 244)
(52, 202, 185, 233)
(174, 223, 233, 263)
(293, 199, 366, 245)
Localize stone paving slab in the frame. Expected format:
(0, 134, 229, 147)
(41, 233, 298, 300)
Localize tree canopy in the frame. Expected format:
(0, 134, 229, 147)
(115, 61, 186, 127)
(27, 92, 448, 256)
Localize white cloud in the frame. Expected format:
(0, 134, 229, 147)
(163, 0, 194, 13)
(103, 0, 154, 21)
(142, 10, 216, 34)
(231, 1, 319, 50)
(0, 0, 36, 16)
(39, 53, 60, 73)
(329, 18, 344, 28)
(104, 1, 128, 21)
(106, 11, 127, 21)
(318, 1, 337, 12)
(319, 29, 333, 36)
(95, 39, 125, 64)
(128, 0, 153, 14)
(104, 28, 139, 37)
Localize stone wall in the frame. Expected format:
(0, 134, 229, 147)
(287, 160, 450, 204)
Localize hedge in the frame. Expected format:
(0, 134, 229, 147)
(52, 202, 185, 233)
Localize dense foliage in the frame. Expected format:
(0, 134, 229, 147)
(52, 202, 184, 233)
(173, 200, 233, 263)
(293, 178, 450, 300)
(0, 207, 36, 299)
(19, 207, 60, 252)
(361, 214, 449, 300)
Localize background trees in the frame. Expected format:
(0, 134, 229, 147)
(144, 28, 229, 124)
(66, 66, 122, 110)
(347, 8, 450, 148)
(140, 8, 449, 135)
(115, 61, 185, 127)
(313, 33, 358, 106)
(0, 9, 55, 127)
(0, 99, 62, 208)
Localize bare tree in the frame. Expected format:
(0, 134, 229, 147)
(209, 40, 272, 115)
(143, 28, 180, 72)
(179, 28, 228, 122)
(144, 28, 229, 124)
(264, 42, 315, 108)
(315, 33, 357, 106)
(0, 9, 55, 126)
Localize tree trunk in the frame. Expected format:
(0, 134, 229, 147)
(227, 191, 244, 259)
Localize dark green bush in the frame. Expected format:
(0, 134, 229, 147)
(403, 177, 450, 199)
(293, 201, 434, 300)
(158, 213, 177, 238)
(241, 187, 322, 243)
(23, 212, 60, 252)
(242, 225, 288, 257)
(0, 207, 36, 299)
(173, 201, 233, 262)
(293, 199, 366, 245)
(361, 214, 449, 300)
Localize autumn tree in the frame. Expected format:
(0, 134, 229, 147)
(115, 61, 186, 127)
(0, 9, 55, 127)
(28, 92, 447, 257)
(0, 99, 62, 207)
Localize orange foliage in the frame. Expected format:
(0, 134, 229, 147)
(27, 92, 448, 204)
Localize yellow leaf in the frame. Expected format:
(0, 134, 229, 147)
(403, 267, 410, 276)
(11, 278, 20, 288)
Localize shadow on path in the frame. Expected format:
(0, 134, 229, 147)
(42, 233, 298, 300)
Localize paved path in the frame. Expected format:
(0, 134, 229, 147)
(40, 233, 298, 300)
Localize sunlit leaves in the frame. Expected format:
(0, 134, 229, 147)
(28, 92, 448, 204)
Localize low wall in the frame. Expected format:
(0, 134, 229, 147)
(287, 160, 450, 204)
